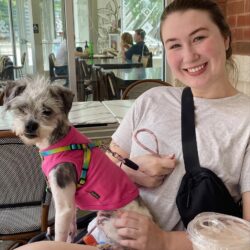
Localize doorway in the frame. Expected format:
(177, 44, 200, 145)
(0, 0, 34, 78)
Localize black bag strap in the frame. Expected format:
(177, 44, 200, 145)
(181, 87, 201, 173)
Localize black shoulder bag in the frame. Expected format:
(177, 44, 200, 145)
(176, 87, 242, 228)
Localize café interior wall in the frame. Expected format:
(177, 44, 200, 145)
(96, 0, 121, 52)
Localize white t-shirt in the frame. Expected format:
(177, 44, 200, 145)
(55, 39, 67, 67)
(112, 86, 250, 231)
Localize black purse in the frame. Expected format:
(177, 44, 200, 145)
(176, 87, 242, 228)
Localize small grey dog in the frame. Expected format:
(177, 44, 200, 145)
(3, 77, 151, 247)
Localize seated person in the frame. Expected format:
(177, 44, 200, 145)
(120, 32, 133, 51)
(123, 28, 149, 62)
(55, 38, 86, 76)
(55, 38, 68, 76)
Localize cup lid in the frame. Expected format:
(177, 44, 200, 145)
(187, 212, 250, 248)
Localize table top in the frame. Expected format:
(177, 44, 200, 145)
(69, 101, 117, 126)
(102, 99, 135, 123)
(107, 67, 163, 85)
(0, 102, 118, 131)
(86, 58, 143, 69)
(80, 54, 115, 60)
(0, 101, 134, 139)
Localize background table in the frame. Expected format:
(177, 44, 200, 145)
(88, 58, 143, 69)
(102, 99, 135, 123)
(105, 67, 163, 88)
(0, 100, 134, 139)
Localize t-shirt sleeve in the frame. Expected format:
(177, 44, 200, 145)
(240, 140, 250, 193)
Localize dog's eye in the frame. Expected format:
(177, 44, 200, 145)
(42, 109, 52, 116)
(18, 106, 27, 114)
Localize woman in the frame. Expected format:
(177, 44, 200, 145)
(17, 0, 250, 249)
(121, 32, 133, 51)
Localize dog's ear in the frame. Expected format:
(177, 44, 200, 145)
(3, 81, 27, 110)
(49, 85, 75, 115)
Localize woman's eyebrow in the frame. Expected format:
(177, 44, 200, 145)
(189, 27, 208, 36)
(165, 27, 208, 44)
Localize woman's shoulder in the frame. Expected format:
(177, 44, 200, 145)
(135, 86, 183, 109)
(141, 85, 183, 99)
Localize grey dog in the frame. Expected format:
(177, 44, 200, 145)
(3, 77, 151, 248)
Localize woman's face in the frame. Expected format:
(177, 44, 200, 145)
(161, 10, 229, 91)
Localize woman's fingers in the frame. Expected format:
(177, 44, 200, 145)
(137, 154, 176, 176)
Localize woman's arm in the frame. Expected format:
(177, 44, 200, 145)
(107, 140, 176, 188)
(16, 241, 97, 250)
(242, 191, 250, 221)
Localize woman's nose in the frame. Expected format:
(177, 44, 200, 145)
(182, 45, 199, 63)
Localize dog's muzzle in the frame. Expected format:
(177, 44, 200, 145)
(24, 120, 39, 138)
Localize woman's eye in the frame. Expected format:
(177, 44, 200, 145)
(169, 44, 181, 50)
(193, 36, 206, 42)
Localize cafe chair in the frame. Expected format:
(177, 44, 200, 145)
(0, 56, 14, 81)
(12, 52, 26, 79)
(48, 53, 68, 82)
(76, 59, 93, 101)
(0, 131, 55, 249)
(104, 71, 121, 100)
(122, 79, 172, 100)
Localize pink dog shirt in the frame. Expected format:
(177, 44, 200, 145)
(41, 127, 139, 211)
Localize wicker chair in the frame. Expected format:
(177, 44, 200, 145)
(0, 131, 54, 249)
(121, 79, 172, 100)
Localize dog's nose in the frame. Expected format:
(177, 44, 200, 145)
(25, 120, 39, 133)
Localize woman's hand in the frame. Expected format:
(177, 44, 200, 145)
(124, 154, 176, 188)
(114, 211, 166, 250)
(132, 154, 176, 176)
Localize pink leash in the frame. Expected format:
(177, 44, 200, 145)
(134, 128, 159, 155)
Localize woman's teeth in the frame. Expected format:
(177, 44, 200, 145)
(186, 63, 206, 73)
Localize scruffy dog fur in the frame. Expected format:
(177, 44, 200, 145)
(3, 77, 151, 247)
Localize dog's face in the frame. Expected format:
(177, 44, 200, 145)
(3, 77, 74, 147)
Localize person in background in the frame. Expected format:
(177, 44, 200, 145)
(120, 32, 133, 60)
(54, 38, 68, 76)
(123, 28, 149, 61)
(121, 32, 133, 51)
(16, 0, 250, 249)
(55, 34, 86, 77)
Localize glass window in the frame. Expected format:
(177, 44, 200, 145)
(0, 0, 12, 57)
(122, 0, 164, 68)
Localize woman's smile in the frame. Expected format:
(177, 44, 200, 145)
(183, 62, 208, 75)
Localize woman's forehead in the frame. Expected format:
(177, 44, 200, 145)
(161, 10, 213, 40)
